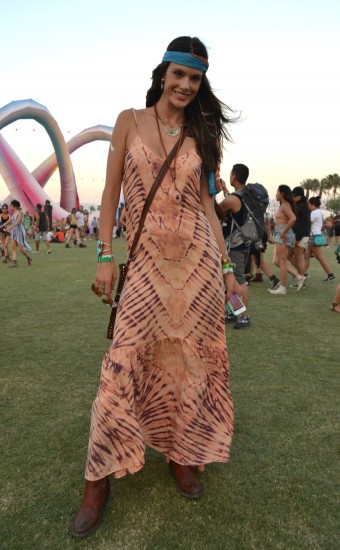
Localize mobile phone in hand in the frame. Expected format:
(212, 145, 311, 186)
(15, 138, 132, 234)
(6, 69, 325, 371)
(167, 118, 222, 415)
(227, 292, 246, 316)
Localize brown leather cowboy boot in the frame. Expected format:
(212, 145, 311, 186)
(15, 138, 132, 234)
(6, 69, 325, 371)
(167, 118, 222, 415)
(169, 460, 204, 499)
(70, 476, 110, 539)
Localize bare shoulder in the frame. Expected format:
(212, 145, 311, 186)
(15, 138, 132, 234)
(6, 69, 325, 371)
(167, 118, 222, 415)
(219, 192, 242, 214)
(114, 109, 135, 129)
(132, 107, 155, 123)
(281, 201, 292, 213)
(114, 107, 154, 137)
(110, 109, 136, 149)
(133, 107, 153, 116)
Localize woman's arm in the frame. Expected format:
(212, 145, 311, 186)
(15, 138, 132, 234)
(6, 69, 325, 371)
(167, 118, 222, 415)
(94, 110, 133, 300)
(200, 177, 238, 300)
(6, 212, 22, 230)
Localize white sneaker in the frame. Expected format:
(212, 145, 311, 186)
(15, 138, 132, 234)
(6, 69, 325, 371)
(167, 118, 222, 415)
(296, 275, 306, 291)
(268, 284, 287, 295)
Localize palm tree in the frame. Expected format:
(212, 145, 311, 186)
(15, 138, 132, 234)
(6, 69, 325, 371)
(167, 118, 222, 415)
(331, 173, 340, 199)
(301, 179, 320, 198)
(317, 179, 326, 197)
(321, 174, 340, 200)
(97, 205, 101, 212)
(89, 205, 96, 214)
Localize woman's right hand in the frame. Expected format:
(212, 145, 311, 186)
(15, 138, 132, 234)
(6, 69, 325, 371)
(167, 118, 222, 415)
(94, 261, 117, 303)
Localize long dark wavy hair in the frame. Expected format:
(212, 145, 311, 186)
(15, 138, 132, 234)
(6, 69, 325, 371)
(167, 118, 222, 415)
(145, 36, 237, 179)
(278, 185, 296, 214)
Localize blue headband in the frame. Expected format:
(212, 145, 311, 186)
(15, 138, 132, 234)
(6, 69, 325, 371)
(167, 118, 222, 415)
(162, 51, 208, 73)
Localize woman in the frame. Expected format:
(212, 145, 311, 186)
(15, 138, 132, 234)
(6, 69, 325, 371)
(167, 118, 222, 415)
(71, 36, 237, 539)
(65, 208, 80, 248)
(324, 215, 334, 245)
(0, 203, 11, 262)
(23, 210, 33, 240)
(305, 196, 335, 281)
(268, 185, 296, 295)
(3, 200, 32, 267)
(287, 186, 311, 291)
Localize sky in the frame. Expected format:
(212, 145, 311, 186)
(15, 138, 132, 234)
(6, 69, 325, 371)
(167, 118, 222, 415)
(1, 0, 339, 207)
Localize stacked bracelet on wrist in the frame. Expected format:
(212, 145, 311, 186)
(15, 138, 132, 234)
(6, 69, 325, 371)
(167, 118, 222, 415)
(97, 239, 114, 264)
(222, 262, 236, 274)
(221, 256, 230, 263)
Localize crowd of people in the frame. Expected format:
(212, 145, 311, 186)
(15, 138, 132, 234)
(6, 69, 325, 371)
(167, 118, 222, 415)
(0, 201, 103, 265)
(0, 182, 337, 302)
(0, 197, 133, 266)
(217, 166, 337, 331)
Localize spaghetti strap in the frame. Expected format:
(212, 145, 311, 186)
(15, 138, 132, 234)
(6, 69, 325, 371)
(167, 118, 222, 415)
(131, 108, 139, 133)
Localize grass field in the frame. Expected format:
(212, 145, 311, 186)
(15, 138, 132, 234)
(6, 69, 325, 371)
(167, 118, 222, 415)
(1, 238, 339, 550)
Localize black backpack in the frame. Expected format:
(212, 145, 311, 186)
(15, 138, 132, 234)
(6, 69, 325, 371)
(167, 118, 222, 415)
(229, 183, 269, 248)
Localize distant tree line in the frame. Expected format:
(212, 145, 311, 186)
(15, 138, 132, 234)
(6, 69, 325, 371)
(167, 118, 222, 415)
(300, 173, 340, 212)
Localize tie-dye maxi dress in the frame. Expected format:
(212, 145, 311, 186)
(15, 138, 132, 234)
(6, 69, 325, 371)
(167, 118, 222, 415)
(85, 127, 234, 480)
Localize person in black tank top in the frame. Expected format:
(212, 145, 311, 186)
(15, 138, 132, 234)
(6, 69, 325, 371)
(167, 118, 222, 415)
(33, 204, 51, 254)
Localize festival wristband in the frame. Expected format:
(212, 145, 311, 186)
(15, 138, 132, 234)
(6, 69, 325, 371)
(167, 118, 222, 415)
(221, 262, 236, 270)
(98, 254, 114, 263)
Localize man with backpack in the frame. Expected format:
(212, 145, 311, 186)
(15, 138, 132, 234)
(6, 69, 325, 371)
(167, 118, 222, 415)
(219, 164, 252, 329)
(33, 203, 51, 254)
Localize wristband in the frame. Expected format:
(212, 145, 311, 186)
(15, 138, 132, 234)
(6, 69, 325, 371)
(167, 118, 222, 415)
(97, 239, 112, 257)
(221, 262, 236, 270)
(98, 254, 114, 263)
(222, 267, 234, 274)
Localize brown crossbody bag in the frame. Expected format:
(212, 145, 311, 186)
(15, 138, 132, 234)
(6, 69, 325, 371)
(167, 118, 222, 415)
(107, 128, 188, 339)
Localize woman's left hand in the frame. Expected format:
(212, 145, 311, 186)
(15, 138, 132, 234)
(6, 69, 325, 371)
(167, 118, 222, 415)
(223, 272, 240, 301)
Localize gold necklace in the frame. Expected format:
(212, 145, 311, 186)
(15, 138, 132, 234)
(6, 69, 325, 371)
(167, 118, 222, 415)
(155, 107, 183, 137)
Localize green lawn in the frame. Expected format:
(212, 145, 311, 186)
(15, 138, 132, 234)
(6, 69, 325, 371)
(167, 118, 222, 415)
(1, 239, 339, 550)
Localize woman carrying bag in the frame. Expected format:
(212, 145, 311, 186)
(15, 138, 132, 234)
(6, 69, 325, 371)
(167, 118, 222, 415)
(71, 35, 237, 539)
(305, 196, 335, 282)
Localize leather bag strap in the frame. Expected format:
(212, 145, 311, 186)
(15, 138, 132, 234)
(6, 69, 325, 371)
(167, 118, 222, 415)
(126, 127, 188, 264)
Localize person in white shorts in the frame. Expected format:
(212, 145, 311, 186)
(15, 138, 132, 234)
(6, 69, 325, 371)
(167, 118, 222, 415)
(286, 187, 311, 290)
(75, 206, 86, 248)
